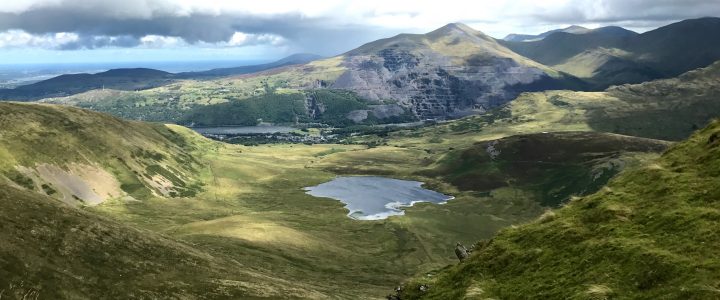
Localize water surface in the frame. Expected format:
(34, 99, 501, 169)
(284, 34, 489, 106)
(192, 125, 295, 135)
(304, 176, 453, 220)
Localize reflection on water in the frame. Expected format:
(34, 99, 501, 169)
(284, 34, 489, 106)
(304, 176, 453, 220)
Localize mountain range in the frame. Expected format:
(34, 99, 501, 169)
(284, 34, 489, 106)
(502, 17, 720, 87)
(4, 17, 719, 125)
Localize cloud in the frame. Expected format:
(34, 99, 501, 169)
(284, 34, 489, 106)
(0, 0, 717, 55)
(0, 30, 78, 48)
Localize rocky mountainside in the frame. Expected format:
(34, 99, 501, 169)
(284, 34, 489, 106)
(331, 23, 583, 119)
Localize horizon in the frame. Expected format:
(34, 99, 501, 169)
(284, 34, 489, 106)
(0, 0, 718, 65)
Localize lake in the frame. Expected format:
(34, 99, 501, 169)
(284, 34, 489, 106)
(304, 176, 453, 220)
(191, 125, 295, 135)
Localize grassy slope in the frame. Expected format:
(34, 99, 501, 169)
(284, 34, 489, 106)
(0, 102, 202, 201)
(422, 132, 669, 207)
(0, 183, 326, 299)
(399, 119, 720, 300)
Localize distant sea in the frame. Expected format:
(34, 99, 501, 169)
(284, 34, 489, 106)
(0, 60, 268, 88)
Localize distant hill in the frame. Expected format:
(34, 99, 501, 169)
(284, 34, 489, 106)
(0, 54, 322, 101)
(177, 53, 323, 78)
(0, 68, 174, 100)
(501, 26, 638, 66)
(502, 17, 720, 87)
(397, 118, 720, 299)
(503, 25, 591, 42)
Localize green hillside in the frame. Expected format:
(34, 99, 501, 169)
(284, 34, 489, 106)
(0, 183, 325, 299)
(397, 119, 720, 299)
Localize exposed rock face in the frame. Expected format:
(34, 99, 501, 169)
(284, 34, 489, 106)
(331, 23, 575, 119)
(455, 242, 469, 261)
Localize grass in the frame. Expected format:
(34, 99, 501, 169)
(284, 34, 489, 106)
(0, 183, 327, 299)
(0, 102, 201, 202)
(397, 120, 720, 299)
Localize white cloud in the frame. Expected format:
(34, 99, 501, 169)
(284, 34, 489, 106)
(140, 35, 185, 48)
(0, 30, 78, 48)
(227, 32, 285, 47)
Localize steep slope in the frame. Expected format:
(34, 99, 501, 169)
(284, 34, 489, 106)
(397, 119, 720, 299)
(627, 17, 720, 76)
(502, 17, 720, 87)
(0, 102, 203, 204)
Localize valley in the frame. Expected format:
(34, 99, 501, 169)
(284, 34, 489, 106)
(1, 12, 720, 300)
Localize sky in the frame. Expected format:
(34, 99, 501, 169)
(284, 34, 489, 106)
(0, 0, 719, 64)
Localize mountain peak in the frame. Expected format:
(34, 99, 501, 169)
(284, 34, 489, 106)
(428, 22, 484, 37)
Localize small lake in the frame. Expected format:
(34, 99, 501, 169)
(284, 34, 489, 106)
(304, 176, 453, 220)
(191, 125, 295, 135)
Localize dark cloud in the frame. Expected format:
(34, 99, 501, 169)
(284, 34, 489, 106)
(0, 1, 397, 55)
(0, 0, 717, 54)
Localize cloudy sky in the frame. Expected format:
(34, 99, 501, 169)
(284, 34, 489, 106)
(0, 0, 718, 64)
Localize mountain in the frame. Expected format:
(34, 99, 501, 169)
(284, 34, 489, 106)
(502, 17, 720, 87)
(330, 23, 583, 118)
(176, 53, 323, 78)
(396, 118, 720, 299)
(503, 25, 591, 42)
(627, 17, 720, 76)
(0, 54, 323, 101)
(501, 26, 638, 66)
